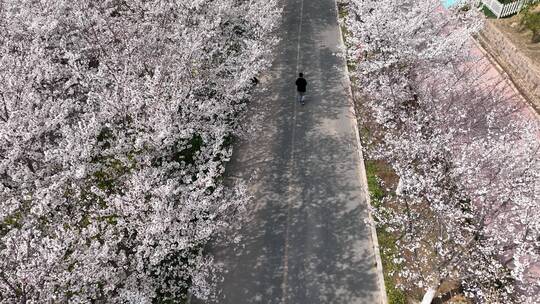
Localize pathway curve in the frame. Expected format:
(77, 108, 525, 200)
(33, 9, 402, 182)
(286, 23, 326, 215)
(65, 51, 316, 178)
(201, 0, 384, 303)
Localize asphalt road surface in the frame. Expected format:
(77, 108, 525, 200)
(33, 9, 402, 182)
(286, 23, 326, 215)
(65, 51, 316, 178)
(197, 0, 384, 303)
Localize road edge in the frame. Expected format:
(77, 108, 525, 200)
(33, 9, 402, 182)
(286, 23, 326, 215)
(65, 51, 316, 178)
(332, 1, 388, 304)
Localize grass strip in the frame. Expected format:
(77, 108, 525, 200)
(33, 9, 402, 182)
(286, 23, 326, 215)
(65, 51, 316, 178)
(365, 161, 407, 304)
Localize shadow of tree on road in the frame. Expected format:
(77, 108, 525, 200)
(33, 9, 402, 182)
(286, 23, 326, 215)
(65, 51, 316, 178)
(194, 0, 380, 303)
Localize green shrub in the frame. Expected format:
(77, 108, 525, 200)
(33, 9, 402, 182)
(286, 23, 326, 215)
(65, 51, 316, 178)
(521, 3, 540, 42)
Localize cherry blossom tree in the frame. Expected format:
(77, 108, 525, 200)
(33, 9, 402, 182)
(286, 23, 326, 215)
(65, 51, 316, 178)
(0, 0, 280, 302)
(344, 0, 539, 302)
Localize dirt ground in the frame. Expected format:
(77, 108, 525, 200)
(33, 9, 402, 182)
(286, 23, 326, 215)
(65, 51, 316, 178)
(491, 13, 540, 66)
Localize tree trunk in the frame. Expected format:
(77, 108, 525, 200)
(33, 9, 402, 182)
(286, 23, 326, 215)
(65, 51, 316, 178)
(420, 287, 437, 304)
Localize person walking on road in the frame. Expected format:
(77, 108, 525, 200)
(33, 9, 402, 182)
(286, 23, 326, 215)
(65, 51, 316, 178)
(295, 72, 307, 105)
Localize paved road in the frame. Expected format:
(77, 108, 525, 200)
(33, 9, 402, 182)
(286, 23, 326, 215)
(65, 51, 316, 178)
(199, 0, 384, 303)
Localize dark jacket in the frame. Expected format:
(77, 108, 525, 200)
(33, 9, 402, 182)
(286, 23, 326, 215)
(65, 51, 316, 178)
(295, 77, 307, 92)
